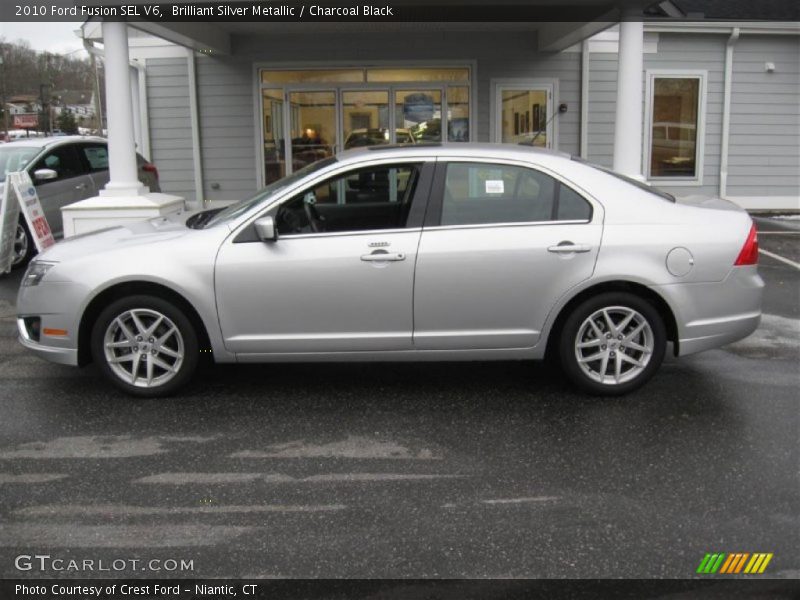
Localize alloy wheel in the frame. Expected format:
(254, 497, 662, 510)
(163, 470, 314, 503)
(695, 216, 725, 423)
(103, 308, 185, 388)
(12, 223, 28, 266)
(574, 306, 654, 386)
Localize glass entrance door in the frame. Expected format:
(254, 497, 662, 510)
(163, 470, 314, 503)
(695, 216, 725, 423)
(342, 90, 390, 149)
(395, 89, 443, 143)
(288, 90, 337, 172)
(495, 83, 553, 148)
(260, 68, 472, 185)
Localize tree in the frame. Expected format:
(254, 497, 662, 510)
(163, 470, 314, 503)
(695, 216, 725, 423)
(57, 108, 78, 134)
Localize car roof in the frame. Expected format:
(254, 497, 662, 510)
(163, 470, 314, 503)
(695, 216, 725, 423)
(336, 142, 571, 164)
(5, 135, 106, 149)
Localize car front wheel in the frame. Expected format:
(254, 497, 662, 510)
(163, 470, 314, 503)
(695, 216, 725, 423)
(91, 295, 199, 397)
(559, 292, 666, 396)
(12, 221, 35, 269)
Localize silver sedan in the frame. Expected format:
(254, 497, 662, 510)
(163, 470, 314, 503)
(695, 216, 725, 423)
(16, 144, 763, 396)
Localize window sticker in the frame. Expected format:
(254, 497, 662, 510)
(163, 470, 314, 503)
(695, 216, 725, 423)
(485, 179, 504, 194)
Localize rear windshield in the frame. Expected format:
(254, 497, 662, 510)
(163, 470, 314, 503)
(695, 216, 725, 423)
(571, 156, 675, 203)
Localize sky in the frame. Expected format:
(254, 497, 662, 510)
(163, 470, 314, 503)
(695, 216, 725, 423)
(0, 22, 86, 56)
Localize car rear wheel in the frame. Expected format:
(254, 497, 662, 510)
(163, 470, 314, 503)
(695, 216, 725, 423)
(11, 221, 35, 269)
(91, 295, 199, 397)
(559, 292, 666, 396)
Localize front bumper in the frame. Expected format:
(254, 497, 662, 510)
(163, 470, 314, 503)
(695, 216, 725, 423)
(17, 318, 79, 366)
(17, 277, 88, 368)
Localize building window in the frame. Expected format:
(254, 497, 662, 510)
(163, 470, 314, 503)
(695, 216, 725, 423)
(492, 81, 554, 148)
(646, 73, 706, 181)
(260, 67, 472, 185)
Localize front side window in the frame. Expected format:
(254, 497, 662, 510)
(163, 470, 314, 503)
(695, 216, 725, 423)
(204, 157, 338, 229)
(32, 145, 85, 183)
(440, 162, 590, 226)
(649, 76, 702, 178)
(276, 163, 420, 235)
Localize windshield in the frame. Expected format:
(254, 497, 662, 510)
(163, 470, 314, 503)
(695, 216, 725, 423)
(571, 156, 675, 203)
(203, 157, 338, 228)
(0, 145, 41, 182)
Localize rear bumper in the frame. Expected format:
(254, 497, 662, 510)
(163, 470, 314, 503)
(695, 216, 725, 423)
(653, 265, 764, 357)
(677, 311, 761, 356)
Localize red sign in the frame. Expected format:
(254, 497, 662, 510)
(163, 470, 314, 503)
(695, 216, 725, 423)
(13, 113, 38, 129)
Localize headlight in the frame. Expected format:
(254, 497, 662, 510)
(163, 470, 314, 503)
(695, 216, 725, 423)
(21, 261, 55, 287)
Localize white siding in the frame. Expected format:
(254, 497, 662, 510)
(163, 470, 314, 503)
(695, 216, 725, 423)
(588, 32, 799, 201)
(145, 57, 196, 201)
(589, 34, 726, 197)
(727, 35, 800, 197)
(586, 52, 618, 168)
(195, 56, 256, 201)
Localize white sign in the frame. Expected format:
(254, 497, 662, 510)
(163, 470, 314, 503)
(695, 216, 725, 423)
(485, 179, 505, 194)
(7, 171, 55, 254)
(0, 178, 21, 274)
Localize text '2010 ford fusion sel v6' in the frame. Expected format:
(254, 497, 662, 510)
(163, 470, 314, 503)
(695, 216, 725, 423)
(16, 144, 763, 397)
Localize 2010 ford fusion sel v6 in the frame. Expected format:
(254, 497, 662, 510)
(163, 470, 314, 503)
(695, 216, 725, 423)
(16, 144, 763, 397)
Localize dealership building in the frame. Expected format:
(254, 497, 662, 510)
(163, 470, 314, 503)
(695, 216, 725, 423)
(72, 0, 799, 229)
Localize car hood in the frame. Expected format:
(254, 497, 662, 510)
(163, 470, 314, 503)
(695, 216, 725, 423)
(37, 211, 195, 263)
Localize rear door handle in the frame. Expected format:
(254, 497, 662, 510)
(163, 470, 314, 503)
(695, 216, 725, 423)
(547, 242, 591, 254)
(361, 252, 406, 262)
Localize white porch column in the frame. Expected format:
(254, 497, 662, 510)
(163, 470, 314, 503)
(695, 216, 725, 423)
(61, 22, 185, 237)
(612, 20, 644, 178)
(100, 21, 145, 196)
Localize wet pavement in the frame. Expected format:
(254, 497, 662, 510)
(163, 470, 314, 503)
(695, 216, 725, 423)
(0, 218, 797, 579)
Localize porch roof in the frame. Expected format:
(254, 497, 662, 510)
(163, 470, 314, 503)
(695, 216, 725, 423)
(80, 0, 663, 55)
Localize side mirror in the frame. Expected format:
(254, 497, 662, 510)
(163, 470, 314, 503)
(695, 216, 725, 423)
(33, 168, 58, 182)
(254, 216, 278, 242)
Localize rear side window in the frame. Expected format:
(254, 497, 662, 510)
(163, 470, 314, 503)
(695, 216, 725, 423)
(440, 162, 591, 226)
(558, 184, 592, 221)
(79, 144, 109, 172)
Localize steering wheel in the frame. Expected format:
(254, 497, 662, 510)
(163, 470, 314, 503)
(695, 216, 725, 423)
(303, 195, 325, 233)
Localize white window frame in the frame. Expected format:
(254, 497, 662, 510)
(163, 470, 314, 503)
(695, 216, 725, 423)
(490, 78, 558, 150)
(644, 69, 707, 186)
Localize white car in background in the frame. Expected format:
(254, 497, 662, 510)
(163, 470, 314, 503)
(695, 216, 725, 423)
(0, 136, 160, 267)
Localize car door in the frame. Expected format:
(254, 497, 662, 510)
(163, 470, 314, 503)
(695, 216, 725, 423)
(76, 142, 111, 191)
(413, 159, 603, 350)
(214, 160, 433, 355)
(29, 144, 94, 236)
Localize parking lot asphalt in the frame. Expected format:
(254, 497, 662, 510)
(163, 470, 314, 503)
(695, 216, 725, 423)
(0, 218, 797, 580)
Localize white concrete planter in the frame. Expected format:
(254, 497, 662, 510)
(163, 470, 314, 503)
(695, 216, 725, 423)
(61, 192, 185, 237)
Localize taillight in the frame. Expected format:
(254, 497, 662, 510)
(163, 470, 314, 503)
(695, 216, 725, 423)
(142, 162, 159, 180)
(734, 224, 758, 266)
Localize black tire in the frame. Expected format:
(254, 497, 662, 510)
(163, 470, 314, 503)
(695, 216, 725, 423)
(11, 220, 36, 269)
(558, 292, 666, 396)
(91, 295, 199, 398)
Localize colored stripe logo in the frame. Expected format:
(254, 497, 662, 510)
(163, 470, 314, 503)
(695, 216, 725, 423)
(697, 553, 773, 574)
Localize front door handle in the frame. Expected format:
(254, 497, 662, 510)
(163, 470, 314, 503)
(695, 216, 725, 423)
(547, 242, 591, 254)
(361, 251, 406, 262)
(75, 183, 88, 191)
